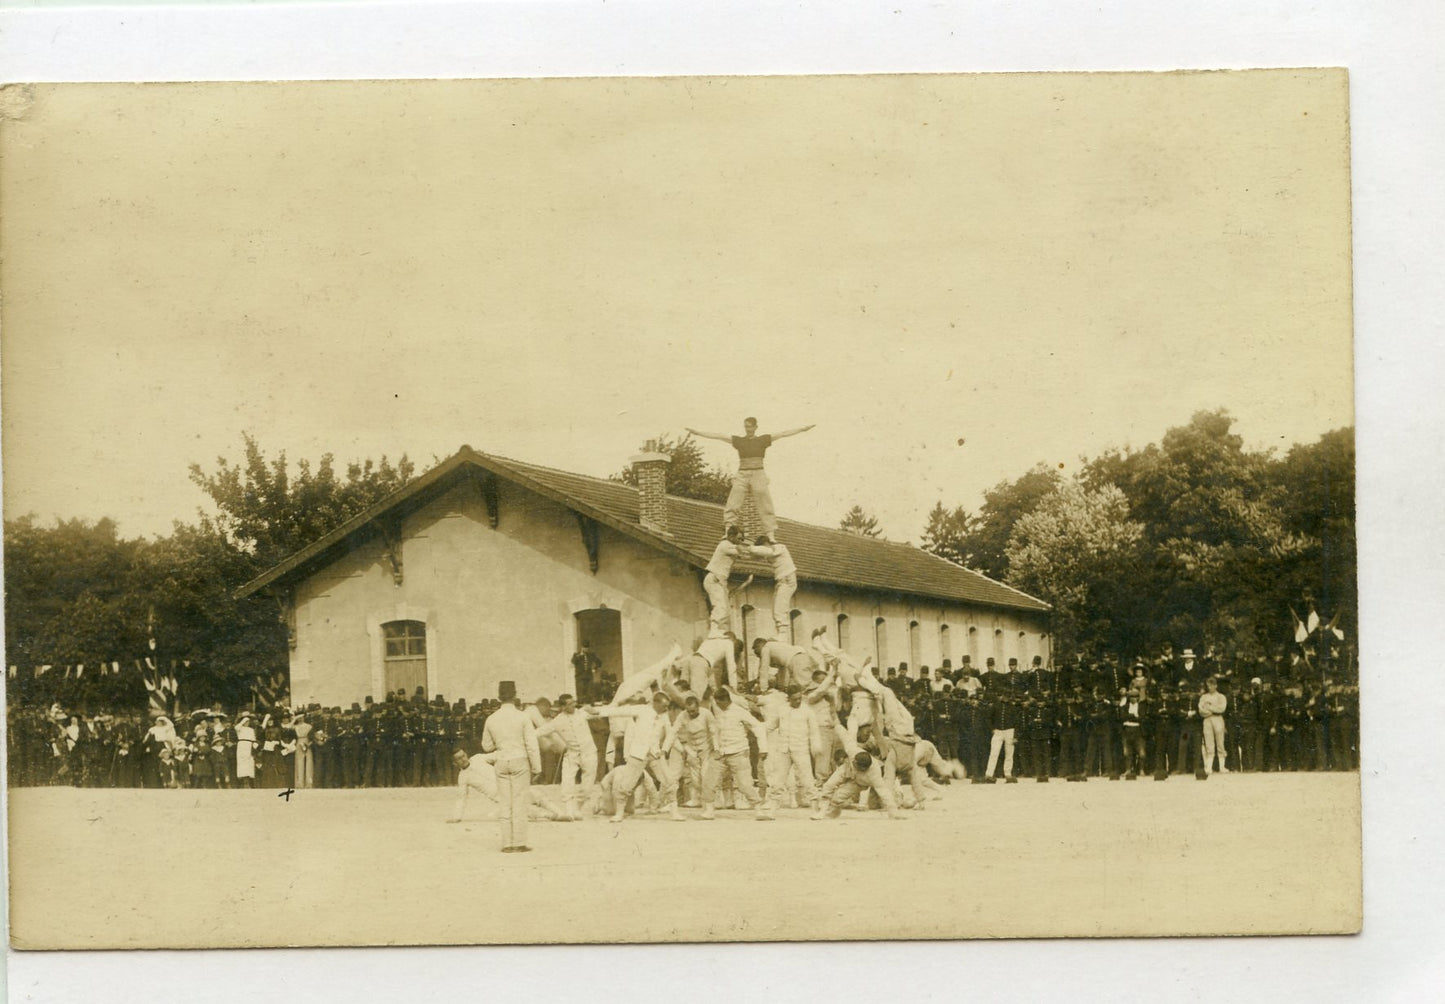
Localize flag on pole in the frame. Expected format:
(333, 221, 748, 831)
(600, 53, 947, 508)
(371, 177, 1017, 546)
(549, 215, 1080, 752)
(1327, 612, 1345, 641)
(1290, 607, 1308, 644)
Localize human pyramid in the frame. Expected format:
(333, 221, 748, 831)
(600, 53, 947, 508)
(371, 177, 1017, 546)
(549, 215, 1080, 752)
(454, 418, 960, 848)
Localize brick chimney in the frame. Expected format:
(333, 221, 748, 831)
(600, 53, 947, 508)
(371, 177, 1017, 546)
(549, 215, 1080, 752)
(630, 451, 672, 536)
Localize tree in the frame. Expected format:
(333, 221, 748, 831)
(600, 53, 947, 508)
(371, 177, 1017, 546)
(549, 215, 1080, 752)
(920, 502, 974, 566)
(1267, 427, 1356, 643)
(961, 463, 1062, 580)
(6, 437, 421, 711)
(1005, 482, 1146, 658)
(614, 432, 733, 505)
(1080, 409, 1320, 660)
(188, 433, 415, 569)
(838, 505, 882, 538)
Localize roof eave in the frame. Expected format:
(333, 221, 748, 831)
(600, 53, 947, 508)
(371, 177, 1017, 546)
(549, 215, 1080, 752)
(235, 448, 710, 599)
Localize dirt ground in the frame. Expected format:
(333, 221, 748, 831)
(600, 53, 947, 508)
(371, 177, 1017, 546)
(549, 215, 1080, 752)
(6, 772, 1360, 949)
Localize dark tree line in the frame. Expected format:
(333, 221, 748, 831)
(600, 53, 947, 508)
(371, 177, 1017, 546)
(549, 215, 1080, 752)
(5, 435, 414, 711)
(918, 410, 1355, 663)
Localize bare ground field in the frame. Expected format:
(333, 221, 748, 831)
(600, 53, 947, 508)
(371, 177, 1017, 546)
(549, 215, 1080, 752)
(6, 772, 1360, 949)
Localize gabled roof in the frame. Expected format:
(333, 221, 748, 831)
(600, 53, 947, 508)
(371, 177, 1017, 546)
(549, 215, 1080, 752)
(238, 446, 1050, 615)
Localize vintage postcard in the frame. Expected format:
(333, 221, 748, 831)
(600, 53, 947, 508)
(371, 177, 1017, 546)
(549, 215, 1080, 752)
(2, 71, 1358, 948)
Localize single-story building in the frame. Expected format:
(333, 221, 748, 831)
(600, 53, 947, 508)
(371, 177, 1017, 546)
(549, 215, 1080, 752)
(238, 446, 1051, 708)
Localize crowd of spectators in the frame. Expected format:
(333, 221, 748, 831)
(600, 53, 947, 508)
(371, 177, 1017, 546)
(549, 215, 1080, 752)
(874, 654, 1360, 779)
(7, 652, 1358, 791)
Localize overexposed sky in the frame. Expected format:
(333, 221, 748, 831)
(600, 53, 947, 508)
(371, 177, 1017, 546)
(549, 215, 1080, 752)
(1, 72, 1353, 540)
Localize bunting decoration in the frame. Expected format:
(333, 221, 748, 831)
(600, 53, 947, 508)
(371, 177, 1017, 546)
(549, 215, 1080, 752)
(250, 669, 290, 711)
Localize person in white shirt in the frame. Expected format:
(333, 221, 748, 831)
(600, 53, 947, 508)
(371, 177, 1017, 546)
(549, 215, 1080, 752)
(708, 688, 774, 819)
(587, 691, 684, 822)
(447, 749, 567, 824)
(481, 682, 543, 852)
(774, 686, 821, 809)
(809, 627, 884, 735)
(233, 713, 257, 788)
(812, 750, 905, 820)
(683, 632, 740, 693)
(754, 637, 821, 691)
(535, 693, 598, 819)
(1198, 676, 1230, 775)
(749, 534, 798, 638)
(608, 643, 684, 707)
(702, 527, 749, 634)
(669, 694, 720, 815)
(755, 679, 791, 803)
(804, 665, 841, 778)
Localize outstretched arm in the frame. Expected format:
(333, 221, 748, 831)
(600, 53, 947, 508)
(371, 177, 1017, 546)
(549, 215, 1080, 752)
(771, 424, 816, 440)
(608, 643, 683, 706)
(685, 428, 733, 443)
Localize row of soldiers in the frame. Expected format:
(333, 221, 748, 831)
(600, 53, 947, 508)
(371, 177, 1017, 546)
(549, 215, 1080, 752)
(886, 670, 1359, 779)
(8, 665, 1359, 789)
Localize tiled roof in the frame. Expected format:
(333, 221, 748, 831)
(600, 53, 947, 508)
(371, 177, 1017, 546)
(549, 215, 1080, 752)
(485, 453, 1049, 614)
(240, 446, 1049, 614)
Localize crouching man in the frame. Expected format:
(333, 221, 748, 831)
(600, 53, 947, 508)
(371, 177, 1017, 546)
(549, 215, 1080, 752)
(447, 748, 568, 824)
(812, 750, 907, 821)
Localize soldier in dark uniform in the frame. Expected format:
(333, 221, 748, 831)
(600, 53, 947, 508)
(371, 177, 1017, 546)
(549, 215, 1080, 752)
(1256, 681, 1281, 771)
(1149, 684, 1178, 780)
(930, 686, 956, 762)
(1081, 688, 1114, 780)
(959, 693, 985, 783)
(1056, 684, 1086, 781)
(1020, 692, 1052, 781)
(338, 706, 362, 787)
(1325, 682, 1351, 770)
(1303, 682, 1328, 771)
(398, 703, 422, 786)
(1233, 679, 1261, 772)
(1172, 681, 1195, 776)
(1278, 685, 1304, 771)
(361, 698, 383, 786)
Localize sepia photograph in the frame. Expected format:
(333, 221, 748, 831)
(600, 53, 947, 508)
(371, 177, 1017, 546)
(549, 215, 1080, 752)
(2, 69, 1360, 950)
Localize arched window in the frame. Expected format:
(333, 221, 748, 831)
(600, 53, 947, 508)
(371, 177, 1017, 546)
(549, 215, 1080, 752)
(789, 609, 804, 646)
(939, 624, 952, 664)
(836, 613, 851, 652)
(909, 620, 922, 672)
(382, 620, 428, 701)
(875, 617, 889, 669)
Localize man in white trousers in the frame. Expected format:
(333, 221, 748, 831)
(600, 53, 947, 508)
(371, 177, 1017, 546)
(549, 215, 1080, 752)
(708, 687, 774, 820)
(480, 681, 542, 853)
(774, 686, 821, 809)
(754, 636, 821, 690)
(703, 527, 749, 635)
(669, 694, 720, 814)
(447, 748, 567, 824)
(812, 750, 906, 821)
(587, 691, 684, 823)
(804, 664, 841, 779)
(1198, 676, 1230, 775)
(750, 534, 798, 638)
(535, 693, 598, 819)
(686, 416, 816, 538)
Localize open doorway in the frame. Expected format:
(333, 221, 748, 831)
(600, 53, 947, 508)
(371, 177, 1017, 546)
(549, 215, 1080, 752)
(572, 608, 623, 703)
